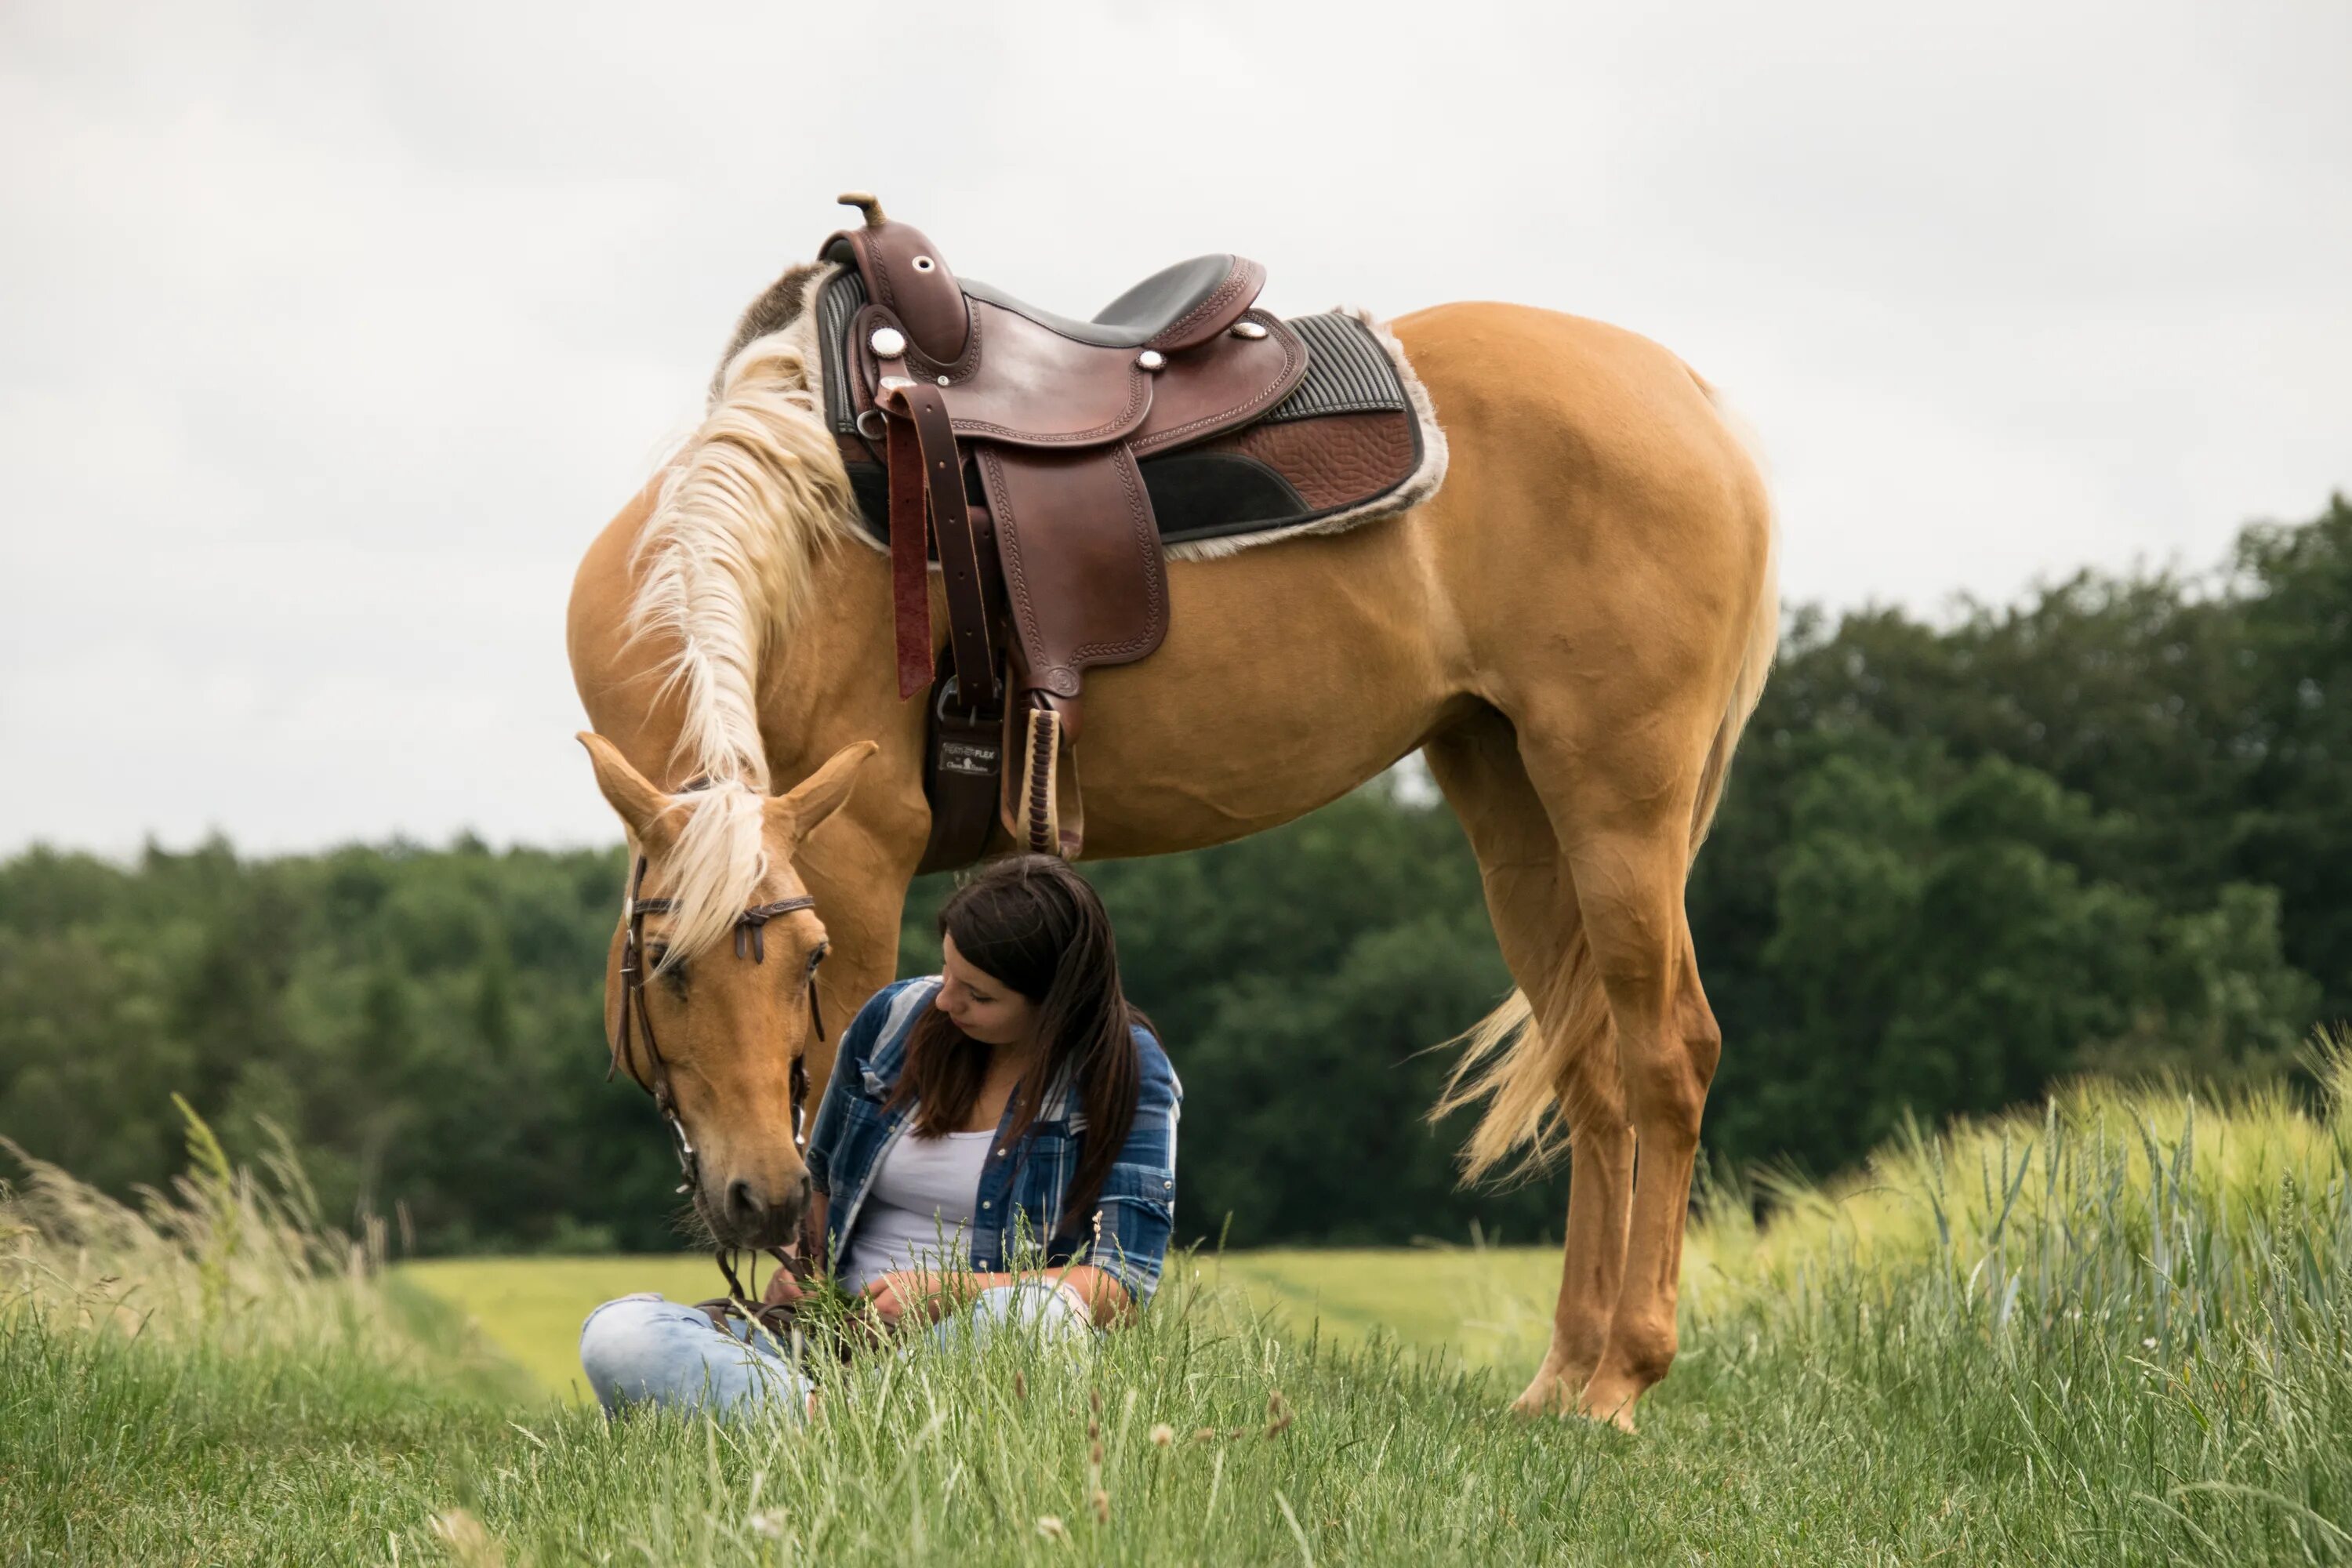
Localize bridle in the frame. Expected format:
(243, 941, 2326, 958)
(613, 850, 826, 1304)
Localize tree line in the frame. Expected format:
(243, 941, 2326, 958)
(2, 498, 2344, 1253)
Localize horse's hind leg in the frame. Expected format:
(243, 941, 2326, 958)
(1472, 657, 1728, 1428)
(1548, 789, 1720, 1428)
(1424, 710, 1635, 1415)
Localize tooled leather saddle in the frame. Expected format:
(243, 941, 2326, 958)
(817, 194, 1433, 869)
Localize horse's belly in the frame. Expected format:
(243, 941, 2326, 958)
(1068, 517, 1459, 859)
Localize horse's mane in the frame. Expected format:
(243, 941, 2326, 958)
(626, 263, 857, 960)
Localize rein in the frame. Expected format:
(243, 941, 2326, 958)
(614, 851, 825, 1312)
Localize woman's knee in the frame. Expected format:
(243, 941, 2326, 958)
(579, 1294, 697, 1399)
(579, 1294, 806, 1419)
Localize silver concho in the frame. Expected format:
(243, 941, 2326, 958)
(1231, 320, 1269, 339)
(1137, 349, 1167, 372)
(869, 325, 908, 358)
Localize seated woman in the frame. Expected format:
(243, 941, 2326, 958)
(579, 854, 1181, 1419)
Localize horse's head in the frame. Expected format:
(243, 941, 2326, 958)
(578, 732, 877, 1250)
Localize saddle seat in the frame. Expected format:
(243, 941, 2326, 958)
(964, 255, 1256, 350)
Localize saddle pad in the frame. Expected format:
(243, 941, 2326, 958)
(817, 268, 1443, 555)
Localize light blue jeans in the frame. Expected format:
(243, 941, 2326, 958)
(579, 1281, 1091, 1421)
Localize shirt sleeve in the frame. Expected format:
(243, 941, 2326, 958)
(1080, 1028, 1182, 1309)
(802, 979, 906, 1195)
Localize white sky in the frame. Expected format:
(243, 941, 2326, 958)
(3, 0, 2347, 856)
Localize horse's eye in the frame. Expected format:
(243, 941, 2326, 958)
(807, 942, 829, 973)
(648, 948, 688, 998)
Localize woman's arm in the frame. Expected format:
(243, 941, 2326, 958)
(1075, 1033, 1181, 1311)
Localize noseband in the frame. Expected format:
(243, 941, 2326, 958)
(613, 852, 826, 1201)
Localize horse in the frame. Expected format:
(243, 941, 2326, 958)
(566, 241, 1778, 1428)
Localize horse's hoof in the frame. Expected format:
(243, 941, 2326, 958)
(1573, 1378, 1642, 1433)
(1508, 1363, 1583, 1417)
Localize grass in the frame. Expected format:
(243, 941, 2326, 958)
(9, 1048, 2352, 1565)
(401, 1247, 1566, 1403)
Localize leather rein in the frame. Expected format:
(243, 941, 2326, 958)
(614, 851, 825, 1307)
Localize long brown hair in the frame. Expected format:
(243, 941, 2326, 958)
(887, 855, 1152, 1232)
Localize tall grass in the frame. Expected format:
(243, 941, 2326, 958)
(1, 1098, 400, 1356)
(8, 1054, 2352, 1564)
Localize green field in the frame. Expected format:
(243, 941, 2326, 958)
(12, 1064, 2352, 1564)
(401, 1247, 1566, 1403)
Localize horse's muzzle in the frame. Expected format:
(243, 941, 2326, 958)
(706, 1171, 811, 1250)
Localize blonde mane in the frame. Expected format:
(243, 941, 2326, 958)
(629, 268, 855, 959)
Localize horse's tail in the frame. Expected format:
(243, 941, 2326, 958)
(1437, 380, 1779, 1181)
(1687, 384, 1781, 850)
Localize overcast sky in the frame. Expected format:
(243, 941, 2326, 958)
(3, 0, 2346, 857)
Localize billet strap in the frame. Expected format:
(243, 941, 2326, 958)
(886, 411, 932, 699)
(881, 381, 998, 708)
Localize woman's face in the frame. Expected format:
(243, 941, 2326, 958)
(937, 934, 1043, 1047)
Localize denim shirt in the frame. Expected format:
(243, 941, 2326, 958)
(802, 977, 1183, 1308)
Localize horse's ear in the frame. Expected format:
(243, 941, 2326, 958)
(768, 741, 880, 843)
(578, 733, 676, 848)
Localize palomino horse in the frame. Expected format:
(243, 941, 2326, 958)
(568, 249, 1777, 1428)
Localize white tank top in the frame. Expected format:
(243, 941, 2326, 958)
(840, 1129, 995, 1294)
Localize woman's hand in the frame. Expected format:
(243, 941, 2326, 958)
(761, 1266, 808, 1308)
(862, 1270, 940, 1327)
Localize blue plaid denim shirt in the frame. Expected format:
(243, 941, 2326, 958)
(802, 976, 1183, 1308)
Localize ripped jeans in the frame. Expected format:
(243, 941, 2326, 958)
(578, 1281, 1091, 1421)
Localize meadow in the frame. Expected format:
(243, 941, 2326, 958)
(9, 1056, 2352, 1566)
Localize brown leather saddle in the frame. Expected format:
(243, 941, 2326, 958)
(818, 194, 1431, 869)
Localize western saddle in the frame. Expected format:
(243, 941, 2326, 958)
(818, 194, 1428, 869)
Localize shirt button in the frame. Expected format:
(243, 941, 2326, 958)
(982, 1200, 991, 1209)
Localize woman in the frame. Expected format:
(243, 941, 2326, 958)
(579, 854, 1181, 1420)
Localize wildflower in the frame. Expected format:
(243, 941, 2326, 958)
(1036, 1515, 1069, 1541)
(1149, 1423, 1175, 1446)
(747, 1510, 786, 1541)
(1091, 1488, 1111, 1524)
(2143, 1338, 2158, 1350)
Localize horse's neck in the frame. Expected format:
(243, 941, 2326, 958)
(752, 535, 906, 787)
